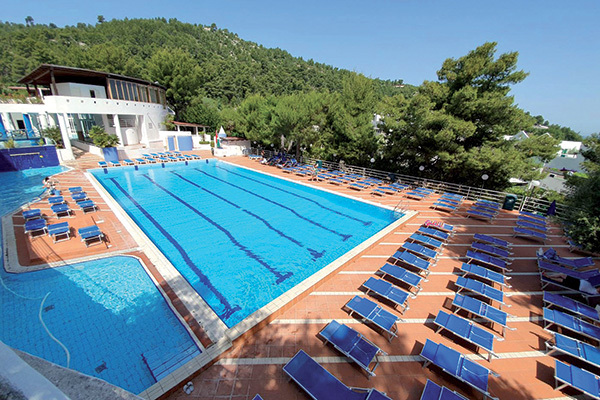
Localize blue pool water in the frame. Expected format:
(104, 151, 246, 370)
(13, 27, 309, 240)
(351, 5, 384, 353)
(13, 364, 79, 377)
(92, 160, 397, 328)
(0, 167, 201, 394)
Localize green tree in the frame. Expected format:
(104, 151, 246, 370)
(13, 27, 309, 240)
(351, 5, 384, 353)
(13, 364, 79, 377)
(563, 133, 600, 252)
(515, 134, 561, 163)
(25, 16, 34, 27)
(379, 42, 536, 189)
(97, 15, 105, 24)
(180, 97, 221, 132)
(147, 48, 203, 116)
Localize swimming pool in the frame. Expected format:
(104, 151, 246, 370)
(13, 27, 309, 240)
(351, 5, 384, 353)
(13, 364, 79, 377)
(0, 167, 201, 394)
(92, 160, 398, 328)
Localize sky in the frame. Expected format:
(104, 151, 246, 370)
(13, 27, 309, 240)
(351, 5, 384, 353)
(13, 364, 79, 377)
(3, 0, 599, 135)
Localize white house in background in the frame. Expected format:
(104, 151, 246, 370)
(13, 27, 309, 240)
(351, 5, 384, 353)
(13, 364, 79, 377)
(0, 64, 173, 160)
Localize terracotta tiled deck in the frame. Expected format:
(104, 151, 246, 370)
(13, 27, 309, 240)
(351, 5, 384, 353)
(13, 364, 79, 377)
(7, 152, 593, 400)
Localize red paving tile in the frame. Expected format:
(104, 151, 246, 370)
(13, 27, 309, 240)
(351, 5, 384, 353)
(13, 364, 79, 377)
(8, 152, 595, 399)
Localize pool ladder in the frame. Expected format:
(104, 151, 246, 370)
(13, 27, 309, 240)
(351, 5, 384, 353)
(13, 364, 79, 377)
(393, 200, 409, 218)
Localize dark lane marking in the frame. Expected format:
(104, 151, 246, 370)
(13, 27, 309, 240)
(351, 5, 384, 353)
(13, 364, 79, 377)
(142, 175, 293, 284)
(170, 171, 325, 260)
(107, 177, 241, 320)
(216, 164, 373, 226)
(194, 168, 352, 242)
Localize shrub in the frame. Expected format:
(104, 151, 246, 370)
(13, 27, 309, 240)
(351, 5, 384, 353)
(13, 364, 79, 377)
(88, 126, 120, 148)
(42, 126, 64, 148)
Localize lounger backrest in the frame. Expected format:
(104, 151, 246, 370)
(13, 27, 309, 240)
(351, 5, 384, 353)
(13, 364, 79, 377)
(555, 360, 600, 398)
(283, 350, 367, 400)
(544, 292, 599, 322)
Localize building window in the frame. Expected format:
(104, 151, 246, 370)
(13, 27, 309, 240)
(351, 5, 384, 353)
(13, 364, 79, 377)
(90, 90, 96, 98)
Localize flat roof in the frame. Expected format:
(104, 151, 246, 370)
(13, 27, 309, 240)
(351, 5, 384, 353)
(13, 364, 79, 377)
(18, 64, 166, 89)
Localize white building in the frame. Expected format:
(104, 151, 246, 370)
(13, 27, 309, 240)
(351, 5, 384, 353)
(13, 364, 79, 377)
(0, 64, 173, 160)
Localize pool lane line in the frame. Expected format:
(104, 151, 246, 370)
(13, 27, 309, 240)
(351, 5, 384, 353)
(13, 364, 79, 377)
(170, 171, 325, 260)
(194, 168, 353, 242)
(215, 164, 373, 227)
(108, 177, 242, 320)
(141, 174, 293, 285)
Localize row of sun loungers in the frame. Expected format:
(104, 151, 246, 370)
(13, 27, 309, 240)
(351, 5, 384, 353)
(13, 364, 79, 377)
(538, 239, 600, 399)
(22, 186, 105, 246)
(282, 221, 458, 399)
(431, 192, 465, 213)
(24, 219, 104, 246)
(98, 151, 201, 168)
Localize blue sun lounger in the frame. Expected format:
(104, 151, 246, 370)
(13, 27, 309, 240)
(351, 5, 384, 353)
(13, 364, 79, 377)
(418, 226, 450, 242)
(520, 210, 547, 220)
(408, 233, 444, 252)
(98, 161, 108, 168)
(134, 158, 147, 164)
(22, 209, 42, 221)
(78, 225, 105, 247)
(518, 215, 547, 227)
(473, 234, 512, 250)
(423, 221, 455, 236)
(460, 263, 511, 288)
(377, 262, 425, 295)
(477, 199, 501, 208)
(77, 200, 98, 214)
(24, 218, 47, 236)
(318, 320, 386, 377)
(441, 192, 464, 201)
(544, 308, 600, 344)
(466, 208, 496, 222)
(68, 186, 82, 193)
(121, 159, 135, 165)
(51, 203, 73, 219)
(344, 296, 400, 341)
(539, 248, 595, 269)
(401, 242, 438, 263)
(434, 310, 501, 361)
(420, 339, 499, 400)
(543, 291, 600, 323)
(513, 227, 547, 244)
(431, 201, 459, 213)
(283, 350, 392, 400)
(420, 379, 469, 400)
(406, 190, 430, 200)
(390, 250, 432, 277)
(362, 277, 411, 313)
(538, 259, 599, 280)
(455, 276, 510, 309)
(48, 196, 66, 205)
(47, 222, 70, 243)
(466, 250, 511, 272)
(71, 192, 88, 202)
(452, 294, 514, 337)
(555, 359, 600, 399)
(547, 333, 600, 370)
(470, 242, 512, 261)
(516, 219, 547, 233)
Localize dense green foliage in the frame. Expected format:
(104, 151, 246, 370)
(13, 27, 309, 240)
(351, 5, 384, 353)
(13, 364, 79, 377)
(564, 134, 600, 252)
(0, 18, 408, 111)
(88, 126, 120, 148)
(376, 42, 552, 188)
(0, 18, 579, 191)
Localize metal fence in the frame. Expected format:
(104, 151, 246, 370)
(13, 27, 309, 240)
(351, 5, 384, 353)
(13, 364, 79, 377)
(247, 148, 567, 218)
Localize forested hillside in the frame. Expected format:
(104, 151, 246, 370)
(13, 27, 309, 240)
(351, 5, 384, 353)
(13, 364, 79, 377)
(0, 18, 408, 106)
